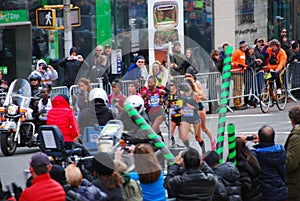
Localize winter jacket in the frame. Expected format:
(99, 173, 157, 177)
(28, 59, 58, 86)
(122, 65, 148, 81)
(285, 126, 300, 201)
(73, 179, 107, 201)
(89, 63, 109, 84)
(78, 103, 114, 132)
(252, 143, 288, 201)
(58, 57, 83, 88)
(164, 162, 217, 201)
(20, 174, 66, 201)
(213, 162, 242, 201)
(232, 48, 247, 73)
(236, 157, 263, 201)
(92, 178, 124, 201)
(47, 95, 79, 142)
(261, 46, 287, 71)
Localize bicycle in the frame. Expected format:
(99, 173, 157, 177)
(259, 68, 288, 113)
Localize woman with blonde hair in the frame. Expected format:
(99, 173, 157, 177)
(149, 61, 169, 88)
(130, 143, 166, 201)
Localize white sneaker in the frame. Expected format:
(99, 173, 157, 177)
(277, 88, 282, 95)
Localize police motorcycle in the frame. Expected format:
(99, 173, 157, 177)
(0, 78, 39, 156)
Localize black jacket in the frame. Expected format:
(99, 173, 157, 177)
(92, 178, 123, 201)
(59, 57, 84, 88)
(213, 162, 242, 201)
(79, 103, 114, 133)
(236, 158, 263, 201)
(164, 162, 217, 201)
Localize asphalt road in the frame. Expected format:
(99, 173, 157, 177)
(0, 101, 298, 190)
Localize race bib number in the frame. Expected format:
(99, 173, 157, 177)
(182, 106, 193, 117)
(148, 95, 160, 107)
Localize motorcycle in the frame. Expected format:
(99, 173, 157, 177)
(0, 78, 39, 156)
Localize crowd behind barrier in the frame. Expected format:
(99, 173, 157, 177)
(286, 62, 300, 101)
(48, 64, 298, 114)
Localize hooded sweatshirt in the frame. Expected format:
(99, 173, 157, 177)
(28, 59, 58, 86)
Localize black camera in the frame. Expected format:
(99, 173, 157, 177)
(42, 64, 48, 70)
(246, 135, 257, 141)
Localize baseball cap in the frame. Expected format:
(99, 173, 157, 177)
(105, 44, 111, 49)
(30, 152, 50, 167)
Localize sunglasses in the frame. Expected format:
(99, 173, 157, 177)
(96, 49, 103, 52)
(185, 75, 192, 78)
(281, 31, 287, 33)
(258, 40, 264, 43)
(137, 60, 145, 64)
(30, 79, 38, 81)
(215, 54, 220, 56)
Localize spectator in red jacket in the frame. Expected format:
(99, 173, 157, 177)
(47, 94, 90, 156)
(20, 152, 66, 201)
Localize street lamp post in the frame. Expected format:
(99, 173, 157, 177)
(63, 0, 72, 57)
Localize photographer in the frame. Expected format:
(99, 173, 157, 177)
(28, 59, 58, 88)
(241, 125, 288, 201)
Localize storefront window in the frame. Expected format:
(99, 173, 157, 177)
(183, 0, 213, 53)
(268, 0, 291, 40)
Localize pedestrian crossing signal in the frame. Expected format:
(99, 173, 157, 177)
(36, 8, 56, 28)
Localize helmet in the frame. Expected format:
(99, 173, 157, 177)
(125, 95, 144, 113)
(29, 73, 42, 82)
(89, 88, 108, 105)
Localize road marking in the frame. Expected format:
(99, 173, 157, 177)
(207, 114, 273, 119)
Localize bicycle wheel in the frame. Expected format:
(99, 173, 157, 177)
(260, 85, 271, 113)
(276, 85, 288, 110)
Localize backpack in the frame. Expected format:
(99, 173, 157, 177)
(123, 179, 143, 201)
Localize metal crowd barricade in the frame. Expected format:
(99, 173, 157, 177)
(121, 79, 146, 96)
(286, 62, 300, 101)
(226, 68, 260, 108)
(50, 86, 69, 100)
(69, 79, 112, 106)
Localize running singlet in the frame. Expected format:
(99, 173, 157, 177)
(145, 88, 161, 113)
(169, 94, 182, 117)
(182, 92, 198, 118)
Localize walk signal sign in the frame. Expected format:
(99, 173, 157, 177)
(70, 7, 81, 27)
(36, 8, 56, 28)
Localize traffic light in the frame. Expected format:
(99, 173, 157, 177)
(36, 8, 56, 28)
(70, 7, 81, 27)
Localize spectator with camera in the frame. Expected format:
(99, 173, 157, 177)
(164, 147, 217, 200)
(244, 125, 288, 201)
(28, 59, 58, 88)
(261, 39, 287, 95)
(59, 47, 87, 88)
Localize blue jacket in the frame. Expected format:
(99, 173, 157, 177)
(252, 144, 288, 201)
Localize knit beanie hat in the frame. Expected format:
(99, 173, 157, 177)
(134, 55, 145, 63)
(50, 164, 68, 186)
(239, 41, 248, 48)
(69, 47, 78, 55)
(203, 151, 219, 167)
(186, 66, 196, 78)
(92, 152, 115, 175)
